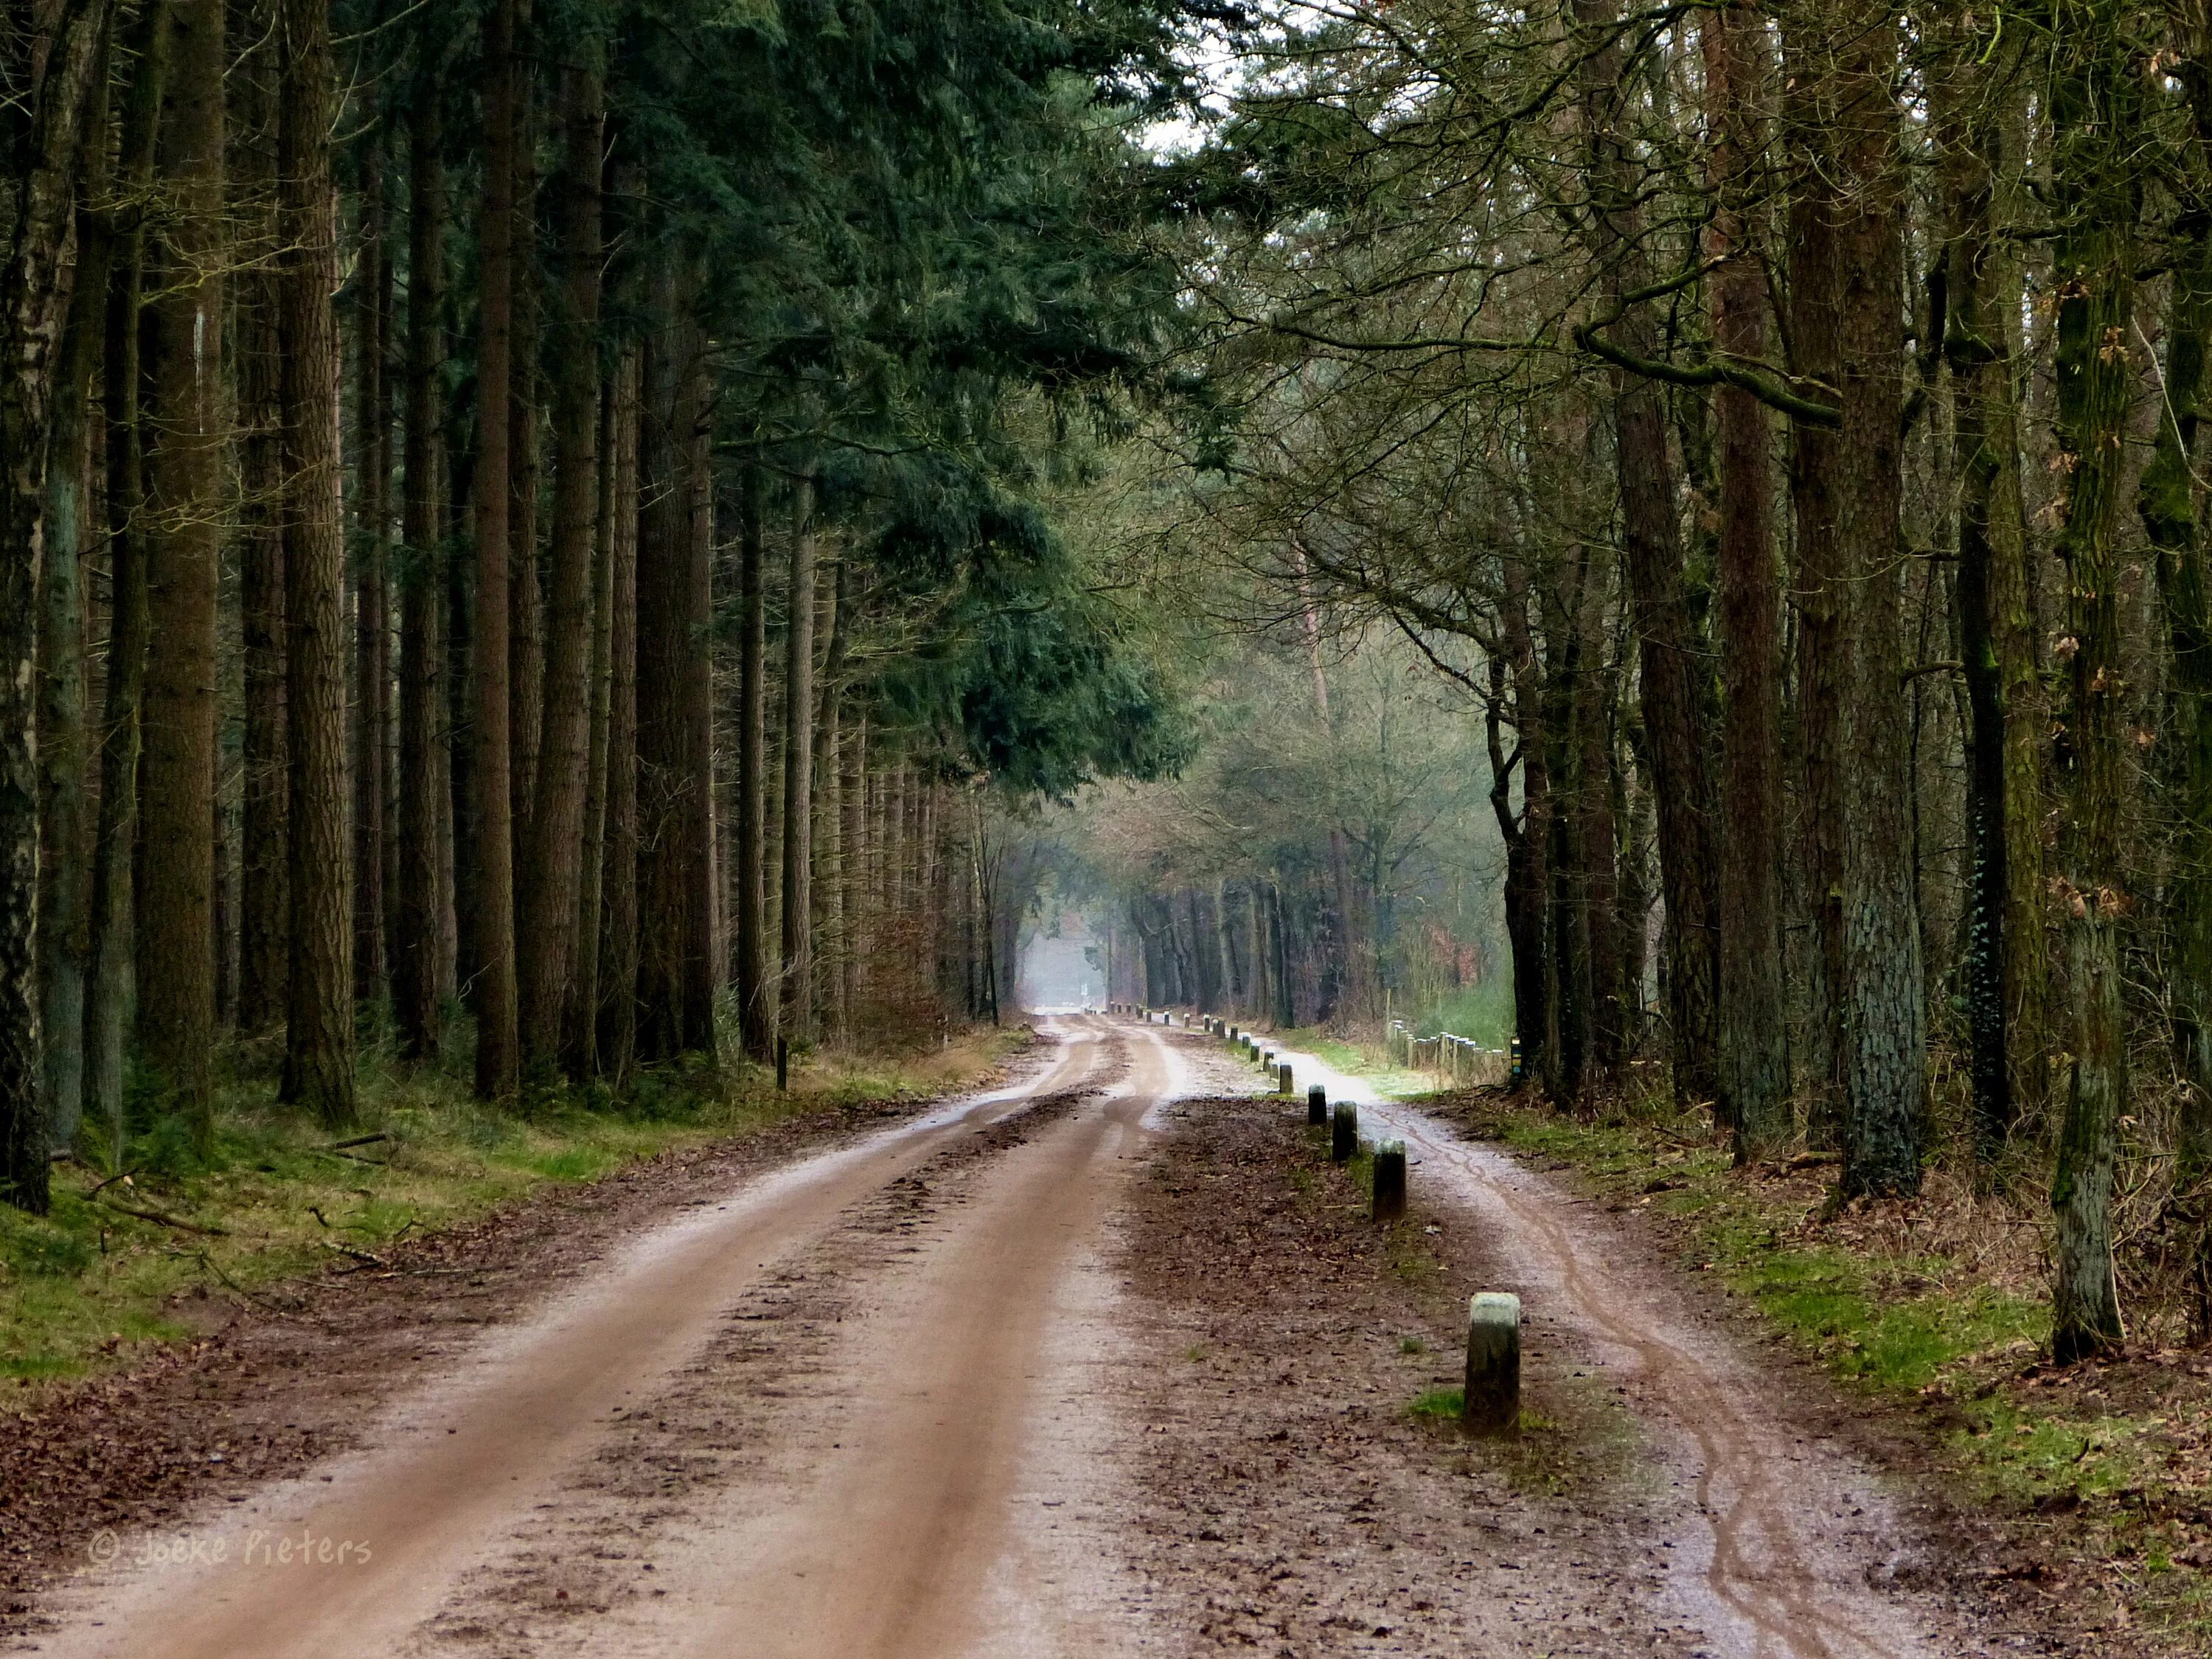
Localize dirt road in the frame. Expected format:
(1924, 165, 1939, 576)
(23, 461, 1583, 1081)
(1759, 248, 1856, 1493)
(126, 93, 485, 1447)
(21, 1018, 2026, 1658)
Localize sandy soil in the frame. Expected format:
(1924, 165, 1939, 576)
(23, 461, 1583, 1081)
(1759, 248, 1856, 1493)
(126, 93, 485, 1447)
(6, 1015, 2077, 1657)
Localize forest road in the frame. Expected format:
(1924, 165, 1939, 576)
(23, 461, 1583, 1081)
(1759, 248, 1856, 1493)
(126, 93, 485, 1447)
(24, 1018, 1127, 1659)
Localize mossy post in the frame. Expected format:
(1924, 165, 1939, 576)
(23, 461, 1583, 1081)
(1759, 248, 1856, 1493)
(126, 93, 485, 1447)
(1331, 1101, 1357, 1163)
(1276, 1061, 1292, 1095)
(1373, 1140, 1406, 1220)
(1462, 1292, 1520, 1434)
(1307, 1082, 1326, 1125)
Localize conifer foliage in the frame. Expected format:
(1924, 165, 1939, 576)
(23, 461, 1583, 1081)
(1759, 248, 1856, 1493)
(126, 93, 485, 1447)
(0, 0, 1185, 1200)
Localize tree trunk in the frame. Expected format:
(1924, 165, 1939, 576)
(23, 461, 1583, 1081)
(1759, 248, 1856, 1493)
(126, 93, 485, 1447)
(395, 37, 448, 1061)
(352, 139, 392, 1003)
(737, 466, 771, 1057)
(1574, 0, 1719, 1108)
(1703, 0, 1790, 1159)
(779, 475, 818, 1045)
(85, 0, 166, 1165)
(813, 560, 847, 1037)
(2048, 10, 2138, 1363)
(1938, 24, 2039, 1164)
(634, 288, 715, 1060)
(2143, 13, 2212, 1335)
(470, 0, 521, 1097)
(840, 712, 866, 1028)
(276, 0, 355, 1127)
(596, 352, 640, 1082)
(37, 44, 114, 1152)
(518, 56, 602, 1074)
(568, 351, 625, 1077)
(139, 0, 224, 1151)
(1494, 555, 1551, 1081)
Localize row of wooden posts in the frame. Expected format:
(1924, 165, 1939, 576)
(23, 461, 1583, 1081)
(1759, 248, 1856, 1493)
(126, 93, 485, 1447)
(1107, 1002, 1519, 1433)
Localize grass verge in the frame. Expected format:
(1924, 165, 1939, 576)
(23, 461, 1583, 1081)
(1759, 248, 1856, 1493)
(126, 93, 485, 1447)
(1, 1026, 1028, 1393)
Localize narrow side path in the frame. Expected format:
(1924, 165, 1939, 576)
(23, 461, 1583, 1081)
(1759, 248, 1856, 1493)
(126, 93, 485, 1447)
(1238, 1029, 2000, 1659)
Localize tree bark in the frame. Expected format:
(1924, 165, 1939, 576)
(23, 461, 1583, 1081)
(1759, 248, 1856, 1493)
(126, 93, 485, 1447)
(276, 0, 355, 1127)
(139, 0, 224, 1151)
(396, 35, 449, 1061)
(2143, 8, 2212, 1335)
(813, 559, 846, 1037)
(568, 349, 627, 1077)
(737, 466, 771, 1057)
(470, 0, 521, 1097)
(2047, 7, 2138, 1363)
(352, 139, 392, 1003)
(596, 350, 640, 1081)
(37, 38, 113, 1151)
(1938, 24, 2041, 1164)
(518, 55, 602, 1073)
(235, 11, 287, 1037)
(1703, 0, 1790, 1159)
(1573, 0, 1719, 1107)
(85, 0, 166, 1165)
(779, 474, 818, 1046)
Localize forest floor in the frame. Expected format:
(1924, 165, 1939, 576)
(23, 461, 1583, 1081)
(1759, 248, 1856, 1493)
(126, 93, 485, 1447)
(0, 1015, 2189, 1656)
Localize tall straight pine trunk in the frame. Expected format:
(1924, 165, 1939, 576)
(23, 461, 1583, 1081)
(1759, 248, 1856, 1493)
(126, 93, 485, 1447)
(86, 0, 167, 1163)
(1703, 0, 1790, 1159)
(2048, 4, 2138, 1363)
(519, 58, 602, 1073)
(276, 0, 355, 1126)
(471, 0, 521, 1097)
(396, 39, 450, 1060)
(779, 476, 818, 1045)
(140, 0, 225, 1150)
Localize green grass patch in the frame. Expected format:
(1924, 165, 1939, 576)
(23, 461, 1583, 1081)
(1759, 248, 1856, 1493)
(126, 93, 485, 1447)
(1, 1026, 1026, 1393)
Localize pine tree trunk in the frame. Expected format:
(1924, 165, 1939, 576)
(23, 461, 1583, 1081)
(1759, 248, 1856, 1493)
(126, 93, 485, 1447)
(1703, 0, 1790, 1159)
(396, 39, 448, 1062)
(779, 476, 818, 1045)
(519, 57, 602, 1073)
(2141, 21, 2212, 1335)
(1573, 544, 1623, 1074)
(1, 0, 121, 1208)
(596, 354, 640, 1081)
(568, 352, 625, 1077)
(352, 141, 392, 1003)
(737, 467, 771, 1057)
(85, 0, 166, 1165)
(2048, 10, 2138, 1363)
(470, 0, 521, 1097)
(1938, 26, 2039, 1163)
(139, 0, 224, 1150)
(1574, 0, 1719, 1107)
(841, 712, 866, 1028)
(813, 560, 846, 1037)
(276, 0, 355, 1127)
(37, 51, 113, 1152)
(235, 8, 287, 1036)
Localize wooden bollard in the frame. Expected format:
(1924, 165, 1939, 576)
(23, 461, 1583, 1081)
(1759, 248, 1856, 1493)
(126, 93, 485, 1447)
(1461, 1293, 1521, 1434)
(1307, 1083, 1327, 1125)
(1331, 1101, 1357, 1163)
(1372, 1140, 1406, 1220)
(1276, 1061, 1292, 1095)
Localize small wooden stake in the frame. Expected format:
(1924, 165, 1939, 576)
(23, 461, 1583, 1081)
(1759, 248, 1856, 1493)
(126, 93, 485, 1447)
(1307, 1083, 1326, 1126)
(1372, 1141, 1406, 1220)
(1461, 1292, 1521, 1434)
(1331, 1102, 1357, 1163)
(1276, 1061, 1292, 1095)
